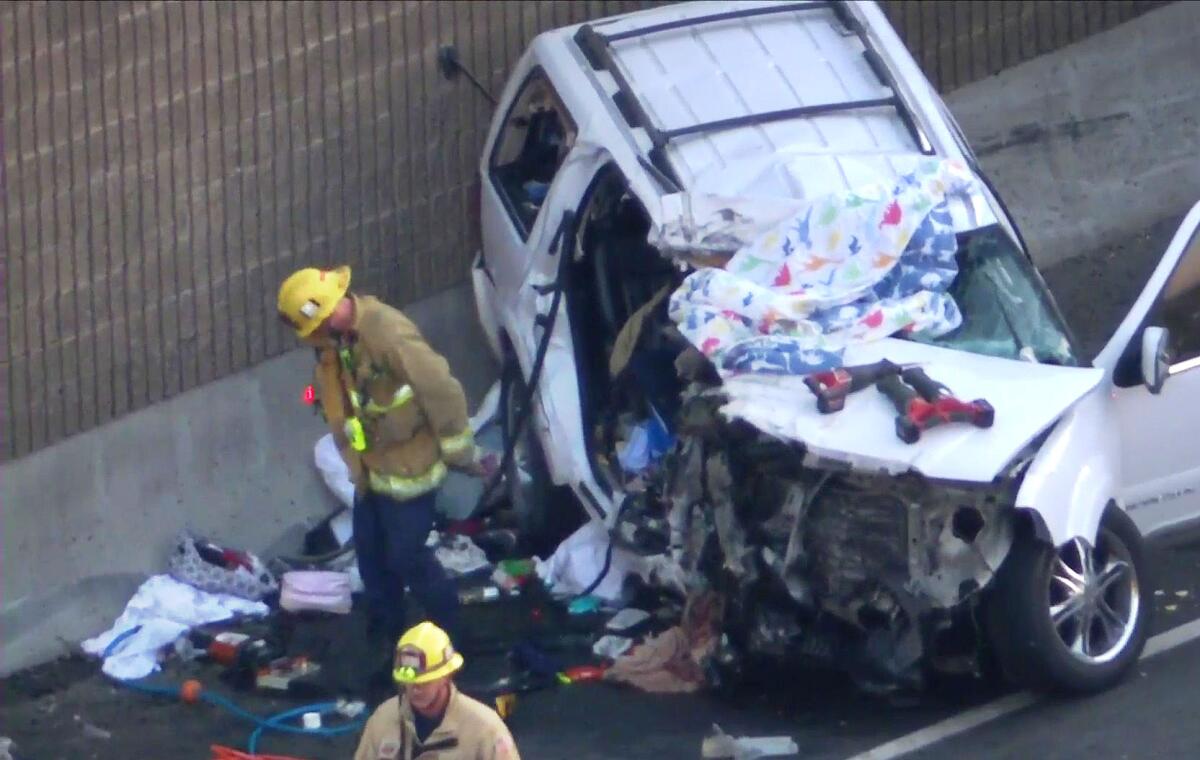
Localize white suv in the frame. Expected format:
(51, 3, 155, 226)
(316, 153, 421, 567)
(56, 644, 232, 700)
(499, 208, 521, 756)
(469, 0, 1200, 694)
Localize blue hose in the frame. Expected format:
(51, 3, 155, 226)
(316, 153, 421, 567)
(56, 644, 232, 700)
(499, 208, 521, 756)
(111, 676, 365, 753)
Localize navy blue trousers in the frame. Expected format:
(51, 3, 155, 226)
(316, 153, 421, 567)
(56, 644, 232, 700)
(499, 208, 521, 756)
(353, 489, 459, 645)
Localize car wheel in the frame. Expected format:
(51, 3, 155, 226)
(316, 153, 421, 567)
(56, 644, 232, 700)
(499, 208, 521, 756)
(986, 506, 1150, 694)
(499, 357, 580, 556)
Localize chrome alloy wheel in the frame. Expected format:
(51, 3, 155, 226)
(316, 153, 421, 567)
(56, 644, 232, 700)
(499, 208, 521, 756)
(1048, 530, 1140, 664)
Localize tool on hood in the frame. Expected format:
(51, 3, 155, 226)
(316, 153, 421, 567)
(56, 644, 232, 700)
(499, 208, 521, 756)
(876, 369, 994, 443)
(804, 359, 918, 414)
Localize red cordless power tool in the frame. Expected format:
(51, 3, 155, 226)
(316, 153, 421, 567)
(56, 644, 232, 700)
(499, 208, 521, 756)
(804, 359, 919, 414)
(876, 367, 994, 444)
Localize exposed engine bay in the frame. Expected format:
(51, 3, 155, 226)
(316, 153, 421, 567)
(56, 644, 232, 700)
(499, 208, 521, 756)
(604, 374, 1024, 693)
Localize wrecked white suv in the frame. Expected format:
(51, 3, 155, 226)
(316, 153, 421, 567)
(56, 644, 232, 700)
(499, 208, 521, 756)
(469, 0, 1200, 695)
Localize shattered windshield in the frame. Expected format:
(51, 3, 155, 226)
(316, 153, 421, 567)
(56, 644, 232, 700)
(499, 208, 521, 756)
(906, 225, 1080, 366)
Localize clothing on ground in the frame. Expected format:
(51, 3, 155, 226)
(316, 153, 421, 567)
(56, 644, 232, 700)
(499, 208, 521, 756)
(604, 590, 723, 694)
(82, 575, 268, 680)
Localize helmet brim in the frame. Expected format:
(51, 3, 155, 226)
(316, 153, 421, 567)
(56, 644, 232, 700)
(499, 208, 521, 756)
(393, 652, 464, 685)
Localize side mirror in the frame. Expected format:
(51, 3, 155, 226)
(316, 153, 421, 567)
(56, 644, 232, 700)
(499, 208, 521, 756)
(1141, 326, 1172, 394)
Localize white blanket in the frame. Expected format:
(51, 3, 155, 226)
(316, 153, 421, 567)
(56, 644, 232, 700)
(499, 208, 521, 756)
(82, 574, 268, 680)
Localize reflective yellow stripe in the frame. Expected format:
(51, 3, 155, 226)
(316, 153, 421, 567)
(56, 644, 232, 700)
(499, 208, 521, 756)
(349, 386, 414, 416)
(439, 429, 475, 455)
(344, 418, 368, 452)
(368, 461, 448, 500)
(363, 385, 414, 415)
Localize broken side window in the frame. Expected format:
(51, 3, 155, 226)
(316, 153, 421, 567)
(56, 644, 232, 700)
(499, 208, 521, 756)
(1161, 225, 1200, 366)
(906, 225, 1080, 366)
(488, 68, 578, 239)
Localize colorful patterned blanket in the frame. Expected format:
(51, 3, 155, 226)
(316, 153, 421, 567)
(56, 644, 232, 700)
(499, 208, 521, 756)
(668, 158, 974, 375)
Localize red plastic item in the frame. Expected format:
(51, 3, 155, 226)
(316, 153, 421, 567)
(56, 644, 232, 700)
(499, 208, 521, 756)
(302, 384, 316, 405)
(181, 679, 203, 704)
(563, 665, 607, 682)
(211, 745, 311, 760)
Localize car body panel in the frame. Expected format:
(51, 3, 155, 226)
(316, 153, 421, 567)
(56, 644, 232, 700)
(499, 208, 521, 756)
(720, 337, 1103, 483)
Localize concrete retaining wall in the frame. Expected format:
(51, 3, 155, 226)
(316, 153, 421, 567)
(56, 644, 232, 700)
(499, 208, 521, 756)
(947, 1, 1200, 271)
(0, 282, 497, 675)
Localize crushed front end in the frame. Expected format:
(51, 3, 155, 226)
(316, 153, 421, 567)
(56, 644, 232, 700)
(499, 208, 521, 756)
(618, 386, 1022, 694)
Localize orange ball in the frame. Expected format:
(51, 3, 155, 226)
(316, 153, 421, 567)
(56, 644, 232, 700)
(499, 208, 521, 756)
(180, 679, 203, 704)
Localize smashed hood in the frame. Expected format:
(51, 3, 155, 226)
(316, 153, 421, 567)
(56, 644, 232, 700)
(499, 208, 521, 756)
(718, 338, 1103, 483)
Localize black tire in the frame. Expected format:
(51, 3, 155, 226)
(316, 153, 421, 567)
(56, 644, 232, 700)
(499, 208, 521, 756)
(986, 506, 1151, 694)
(499, 357, 582, 557)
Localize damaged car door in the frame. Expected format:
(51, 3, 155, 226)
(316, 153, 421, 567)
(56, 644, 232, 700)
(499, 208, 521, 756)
(481, 59, 621, 537)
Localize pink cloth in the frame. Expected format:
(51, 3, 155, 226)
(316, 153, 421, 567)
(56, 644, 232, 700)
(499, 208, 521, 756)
(604, 591, 724, 694)
(279, 571, 353, 615)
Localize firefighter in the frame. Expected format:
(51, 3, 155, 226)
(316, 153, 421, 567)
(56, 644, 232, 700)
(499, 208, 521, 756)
(278, 266, 483, 664)
(354, 621, 520, 760)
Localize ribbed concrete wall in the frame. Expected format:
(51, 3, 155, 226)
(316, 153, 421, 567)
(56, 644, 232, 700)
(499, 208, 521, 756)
(1, 0, 1166, 462)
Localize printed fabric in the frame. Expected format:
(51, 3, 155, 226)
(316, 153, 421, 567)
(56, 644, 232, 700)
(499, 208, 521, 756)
(668, 158, 973, 375)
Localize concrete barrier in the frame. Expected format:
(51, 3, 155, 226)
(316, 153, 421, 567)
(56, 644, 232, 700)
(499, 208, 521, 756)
(0, 282, 497, 675)
(947, 1, 1200, 270)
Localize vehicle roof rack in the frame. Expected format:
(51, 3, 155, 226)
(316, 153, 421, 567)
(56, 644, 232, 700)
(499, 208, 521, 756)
(575, 0, 933, 189)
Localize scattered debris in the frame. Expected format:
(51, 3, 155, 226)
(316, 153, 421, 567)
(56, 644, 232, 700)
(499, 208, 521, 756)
(279, 571, 353, 615)
(1156, 589, 1166, 596)
(606, 608, 652, 633)
(616, 412, 675, 475)
(81, 575, 269, 680)
(169, 533, 278, 602)
(432, 532, 492, 577)
(336, 699, 367, 719)
(605, 591, 723, 694)
(535, 521, 643, 603)
(1165, 604, 1179, 613)
(568, 596, 603, 616)
(592, 635, 634, 660)
(75, 716, 112, 741)
(1176, 590, 1190, 598)
(459, 585, 501, 605)
(701, 724, 799, 759)
(256, 657, 322, 692)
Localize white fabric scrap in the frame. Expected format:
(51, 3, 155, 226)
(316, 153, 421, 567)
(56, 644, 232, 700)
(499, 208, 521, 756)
(82, 574, 269, 680)
(593, 635, 634, 660)
(314, 433, 356, 509)
(606, 608, 651, 633)
(535, 521, 641, 603)
(702, 724, 799, 759)
(469, 380, 502, 434)
(433, 533, 491, 577)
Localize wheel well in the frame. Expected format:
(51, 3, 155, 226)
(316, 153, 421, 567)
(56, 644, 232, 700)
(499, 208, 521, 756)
(1015, 507, 1053, 545)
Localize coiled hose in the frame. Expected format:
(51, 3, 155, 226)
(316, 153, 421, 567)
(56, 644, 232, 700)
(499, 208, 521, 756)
(111, 676, 365, 758)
